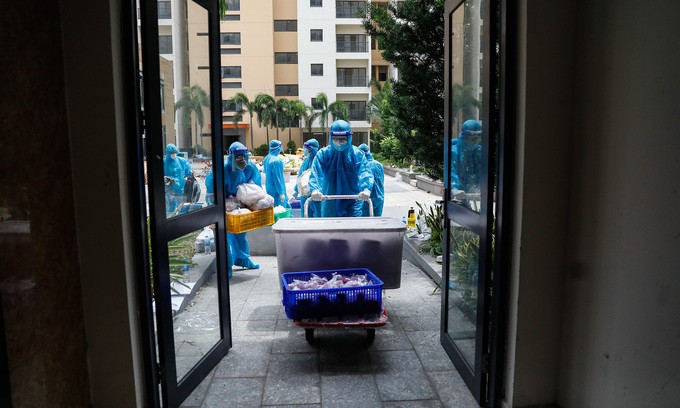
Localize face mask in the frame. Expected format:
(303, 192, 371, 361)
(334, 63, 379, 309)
(235, 155, 247, 170)
(303, 148, 310, 157)
(170, 153, 177, 159)
(332, 140, 348, 151)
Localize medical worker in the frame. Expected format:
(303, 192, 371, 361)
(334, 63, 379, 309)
(163, 143, 192, 214)
(205, 169, 214, 205)
(224, 142, 260, 277)
(263, 140, 290, 208)
(290, 139, 321, 217)
(450, 119, 482, 202)
(308, 120, 373, 217)
(358, 143, 385, 216)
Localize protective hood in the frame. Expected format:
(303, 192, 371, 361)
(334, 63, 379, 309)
(303, 138, 319, 158)
(166, 143, 179, 158)
(358, 143, 373, 160)
(227, 142, 251, 172)
(269, 140, 282, 156)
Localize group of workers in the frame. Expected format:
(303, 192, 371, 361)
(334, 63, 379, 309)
(164, 117, 483, 278)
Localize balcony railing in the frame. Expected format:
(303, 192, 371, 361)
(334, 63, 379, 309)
(336, 41, 368, 53)
(336, 1, 367, 18)
(337, 76, 368, 87)
(348, 109, 367, 121)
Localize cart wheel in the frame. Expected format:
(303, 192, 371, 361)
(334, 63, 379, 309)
(366, 329, 375, 346)
(305, 328, 315, 345)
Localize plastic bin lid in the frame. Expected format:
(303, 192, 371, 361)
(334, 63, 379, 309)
(272, 217, 407, 233)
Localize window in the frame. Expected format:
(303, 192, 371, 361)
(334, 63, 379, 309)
(336, 34, 367, 52)
(221, 14, 240, 21)
(221, 82, 242, 89)
(346, 101, 367, 120)
(158, 1, 172, 19)
(336, 1, 366, 18)
(160, 79, 165, 112)
(311, 98, 323, 110)
(337, 67, 367, 86)
(311, 64, 323, 76)
(275, 52, 298, 64)
(275, 84, 299, 96)
(310, 0, 322, 6)
(371, 36, 377, 50)
(222, 115, 237, 123)
(221, 48, 241, 55)
(220, 32, 241, 45)
(378, 65, 388, 81)
(310, 29, 323, 42)
(158, 35, 173, 54)
(222, 100, 243, 112)
(221, 66, 242, 78)
(196, 32, 209, 37)
(224, 0, 240, 11)
(274, 20, 297, 32)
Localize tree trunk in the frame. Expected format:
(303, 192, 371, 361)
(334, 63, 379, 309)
(249, 116, 254, 150)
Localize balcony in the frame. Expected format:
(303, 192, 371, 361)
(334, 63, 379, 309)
(336, 41, 368, 53)
(337, 76, 368, 87)
(336, 1, 367, 18)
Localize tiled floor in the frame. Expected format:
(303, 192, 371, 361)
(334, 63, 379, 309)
(179, 255, 479, 408)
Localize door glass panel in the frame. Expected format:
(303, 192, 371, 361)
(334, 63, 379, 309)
(169, 225, 220, 381)
(449, 0, 482, 212)
(447, 222, 479, 366)
(163, 1, 215, 219)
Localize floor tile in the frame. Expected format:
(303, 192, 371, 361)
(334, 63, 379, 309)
(320, 374, 381, 408)
(202, 377, 264, 408)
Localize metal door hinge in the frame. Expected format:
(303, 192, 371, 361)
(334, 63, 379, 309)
(156, 363, 163, 384)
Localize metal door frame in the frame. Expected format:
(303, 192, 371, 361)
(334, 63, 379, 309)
(130, 0, 233, 406)
(440, 0, 515, 406)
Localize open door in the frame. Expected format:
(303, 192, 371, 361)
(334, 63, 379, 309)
(441, 0, 513, 406)
(137, 0, 232, 406)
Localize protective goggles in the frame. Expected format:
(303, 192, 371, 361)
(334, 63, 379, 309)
(229, 146, 249, 155)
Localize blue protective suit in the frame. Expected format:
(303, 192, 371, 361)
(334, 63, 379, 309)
(308, 137, 374, 217)
(205, 170, 215, 205)
(358, 144, 385, 216)
(163, 144, 192, 213)
(224, 142, 261, 274)
(450, 133, 482, 194)
(263, 140, 290, 208)
(294, 139, 320, 217)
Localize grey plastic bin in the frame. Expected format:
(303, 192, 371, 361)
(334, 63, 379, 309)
(272, 217, 406, 289)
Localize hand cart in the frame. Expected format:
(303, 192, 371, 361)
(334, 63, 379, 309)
(286, 195, 388, 346)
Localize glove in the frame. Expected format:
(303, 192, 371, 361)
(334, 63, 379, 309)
(453, 189, 467, 200)
(288, 195, 297, 204)
(311, 190, 323, 201)
(358, 189, 371, 202)
(280, 194, 286, 203)
(291, 191, 298, 199)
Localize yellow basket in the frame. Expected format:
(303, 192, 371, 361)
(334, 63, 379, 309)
(226, 207, 274, 233)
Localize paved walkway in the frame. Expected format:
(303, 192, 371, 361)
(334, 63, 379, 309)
(176, 171, 479, 407)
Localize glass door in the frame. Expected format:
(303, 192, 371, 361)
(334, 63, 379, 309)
(139, 0, 232, 406)
(441, 0, 494, 404)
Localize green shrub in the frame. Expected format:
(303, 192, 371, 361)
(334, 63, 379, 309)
(286, 140, 297, 154)
(253, 143, 269, 156)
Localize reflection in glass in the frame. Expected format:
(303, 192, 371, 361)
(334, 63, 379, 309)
(447, 223, 479, 366)
(163, 1, 214, 218)
(449, 0, 483, 212)
(170, 225, 220, 381)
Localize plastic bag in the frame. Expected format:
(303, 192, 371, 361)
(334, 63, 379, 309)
(296, 169, 312, 196)
(236, 182, 266, 206)
(395, 172, 403, 182)
(251, 194, 274, 210)
(224, 195, 241, 212)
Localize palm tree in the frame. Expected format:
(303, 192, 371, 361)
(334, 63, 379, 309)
(254, 93, 275, 143)
(366, 78, 393, 126)
(274, 98, 291, 140)
(231, 92, 258, 149)
(174, 84, 210, 150)
(310, 92, 349, 145)
(289, 100, 308, 144)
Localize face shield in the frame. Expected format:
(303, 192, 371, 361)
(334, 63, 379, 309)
(234, 154, 247, 170)
(331, 136, 349, 151)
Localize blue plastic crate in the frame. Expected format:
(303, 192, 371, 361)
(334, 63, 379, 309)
(281, 268, 383, 320)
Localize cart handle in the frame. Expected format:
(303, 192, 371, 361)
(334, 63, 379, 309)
(304, 194, 373, 217)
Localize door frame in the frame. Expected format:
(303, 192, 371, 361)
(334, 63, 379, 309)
(440, 0, 515, 406)
(127, 0, 233, 406)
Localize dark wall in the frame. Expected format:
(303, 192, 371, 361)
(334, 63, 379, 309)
(0, 1, 90, 406)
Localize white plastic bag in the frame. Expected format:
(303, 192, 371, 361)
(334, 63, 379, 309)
(296, 169, 312, 196)
(251, 194, 274, 210)
(236, 182, 266, 206)
(224, 195, 241, 212)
